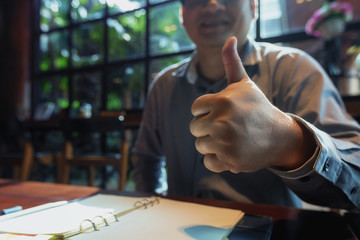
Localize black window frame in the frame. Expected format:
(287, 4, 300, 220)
(30, 0, 360, 119)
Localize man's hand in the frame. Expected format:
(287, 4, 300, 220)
(190, 37, 314, 173)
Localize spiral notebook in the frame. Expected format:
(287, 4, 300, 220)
(0, 194, 244, 240)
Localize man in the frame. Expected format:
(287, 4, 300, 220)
(133, 0, 360, 209)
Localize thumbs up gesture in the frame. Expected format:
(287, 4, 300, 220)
(190, 37, 314, 173)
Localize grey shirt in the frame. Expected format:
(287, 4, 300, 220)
(133, 38, 360, 210)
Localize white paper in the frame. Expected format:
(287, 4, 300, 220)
(70, 198, 244, 240)
(0, 194, 243, 240)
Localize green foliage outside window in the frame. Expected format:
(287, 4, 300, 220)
(72, 22, 104, 67)
(107, 63, 145, 110)
(150, 1, 194, 55)
(108, 9, 146, 61)
(39, 76, 69, 111)
(40, 0, 69, 31)
(39, 31, 69, 71)
(108, 0, 146, 14)
(71, 0, 105, 23)
(36, 0, 194, 116)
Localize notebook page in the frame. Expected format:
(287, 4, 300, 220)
(0, 195, 145, 236)
(69, 198, 244, 240)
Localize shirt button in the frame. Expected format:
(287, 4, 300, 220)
(323, 161, 330, 172)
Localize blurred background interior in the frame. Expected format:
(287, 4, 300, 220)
(0, 0, 360, 200)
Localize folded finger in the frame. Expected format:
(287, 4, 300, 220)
(203, 154, 228, 173)
(194, 135, 216, 155)
(190, 114, 213, 137)
(191, 94, 214, 118)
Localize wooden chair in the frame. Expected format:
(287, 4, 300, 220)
(0, 118, 59, 181)
(0, 141, 34, 181)
(60, 116, 130, 190)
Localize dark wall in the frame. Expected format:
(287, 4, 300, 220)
(0, 0, 32, 119)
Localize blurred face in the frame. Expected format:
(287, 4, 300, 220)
(182, 0, 255, 50)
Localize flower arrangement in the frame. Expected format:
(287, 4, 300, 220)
(345, 44, 360, 73)
(305, 1, 353, 40)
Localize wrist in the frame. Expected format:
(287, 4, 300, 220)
(272, 115, 317, 171)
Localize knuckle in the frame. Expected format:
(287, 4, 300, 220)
(195, 137, 207, 154)
(214, 94, 233, 108)
(189, 119, 197, 135)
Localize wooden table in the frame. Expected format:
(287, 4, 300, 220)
(0, 179, 357, 240)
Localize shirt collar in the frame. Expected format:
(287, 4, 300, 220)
(173, 37, 261, 85)
(240, 37, 262, 66)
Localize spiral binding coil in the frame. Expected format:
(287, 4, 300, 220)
(67, 196, 160, 237)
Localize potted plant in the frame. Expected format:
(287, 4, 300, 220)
(305, 1, 353, 40)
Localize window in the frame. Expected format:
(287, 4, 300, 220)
(33, 0, 194, 119)
(32, 0, 360, 119)
(258, 0, 360, 39)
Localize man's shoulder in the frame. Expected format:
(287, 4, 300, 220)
(155, 57, 191, 81)
(251, 41, 320, 72)
(256, 41, 310, 59)
(148, 57, 192, 93)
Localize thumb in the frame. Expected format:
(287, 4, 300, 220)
(222, 37, 249, 85)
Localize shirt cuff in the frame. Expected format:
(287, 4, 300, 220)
(269, 114, 321, 180)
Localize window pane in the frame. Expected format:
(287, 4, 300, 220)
(71, 0, 105, 23)
(260, 0, 324, 38)
(40, 0, 69, 31)
(35, 75, 69, 119)
(149, 1, 194, 55)
(39, 31, 69, 71)
(107, 0, 145, 14)
(107, 63, 145, 110)
(108, 10, 146, 61)
(149, 0, 170, 4)
(259, 0, 360, 38)
(72, 22, 104, 67)
(71, 72, 102, 117)
(150, 54, 191, 83)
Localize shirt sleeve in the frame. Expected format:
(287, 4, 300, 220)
(132, 79, 166, 194)
(270, 115, 360, 210)
(268, 50, 360, 210)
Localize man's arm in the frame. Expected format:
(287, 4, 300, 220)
(190, 37, 360, 209)
(132, 82, 165, 194)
